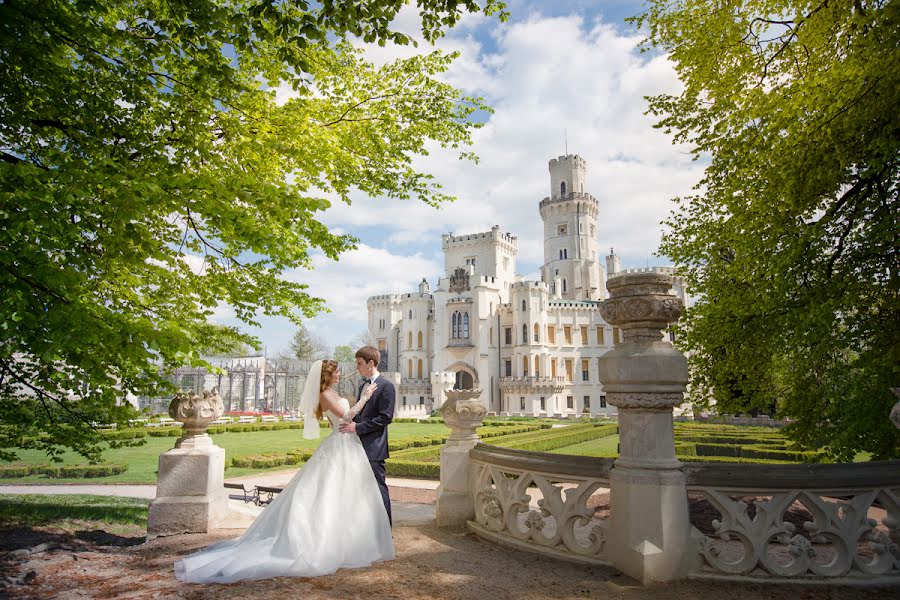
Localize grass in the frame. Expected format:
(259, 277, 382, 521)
(1, 422, 451, 484)
(547, 434, 620, 457)
(0, 494, 150, 527)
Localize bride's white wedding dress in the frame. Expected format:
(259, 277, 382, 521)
(174, 397, 394, 584)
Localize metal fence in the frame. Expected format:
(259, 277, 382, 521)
(137, 357, 364, 414)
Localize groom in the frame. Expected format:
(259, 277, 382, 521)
(339, 345, 396, 525)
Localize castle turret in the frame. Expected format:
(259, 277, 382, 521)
(419, 278, 430, 294)
(539, 154, 605, 300)
(606, 248, 621, 277)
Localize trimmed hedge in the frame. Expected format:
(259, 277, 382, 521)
(0, 463, 128, 478)
(385, 459, 440, 479)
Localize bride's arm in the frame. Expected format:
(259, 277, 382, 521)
(342, 383, 377, 422)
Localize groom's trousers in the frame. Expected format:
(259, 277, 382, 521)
(369, 459, 392, 526)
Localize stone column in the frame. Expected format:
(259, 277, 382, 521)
(435, 389, 485, 529)
(147, 389, 227, 539)
(598, 273, 694, 583)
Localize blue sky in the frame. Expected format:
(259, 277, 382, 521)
(213, 1, 705, 357)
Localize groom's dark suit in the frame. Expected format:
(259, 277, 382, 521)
(354, 373, 395, 524)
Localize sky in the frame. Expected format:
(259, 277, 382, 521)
(216, 0, 706, 357)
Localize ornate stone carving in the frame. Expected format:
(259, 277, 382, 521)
(606, 392, 685, 410)
(600, 272, 683, 342)
(168, 388, 224, 445)
(890, 388, 900, 429)
(440, 389, 486, 443)
(448, 267, 471, 293)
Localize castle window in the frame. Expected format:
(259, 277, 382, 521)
(559, 249, 564, 260)
(505, 360, 512, 377)
(417, 331, 423, 349)
(547, 325, 556, 344)
(534, 355, 540, 377)
(409, 310, 412, 319)
(417, 359, 423, 379)
(596, 326, 605, 345)
(520, 397, 526, 411)
(551, 361, 557, 378)
(557, 223, 568, 236)
(560, 181, 566, 196)
(540, 397, 545, 411)
(600, 395, 607, 408)
(580, 326, 588, 345)
(565, 359, 573, 381)
(522, 356, 528, 376)
(463, 313, 469, 338)
(505, 327, 512, 345)
(533, 323, 539, 343)
(582, 359, 590, 381)
(581, 183, 584, 193)
(584, 395, 590, 409)
(562, 278, 567, 292)
(408, 331, 412, 347)
(521, 299, 527, 311)
(564, 326, 572, 344)
(452, 312, 458, 338)
(408, 359, 413, 378)
(567, 395, 574, 410)
(522, 324, 528, 344)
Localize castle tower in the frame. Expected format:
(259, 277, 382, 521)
(539, 155, 605, 300)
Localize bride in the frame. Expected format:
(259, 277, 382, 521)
(174, 359, 395, 584)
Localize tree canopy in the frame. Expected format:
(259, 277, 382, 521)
(289, 324, 329, 361)
(635, 1, 899, 459)
(0, 0, 506, 461)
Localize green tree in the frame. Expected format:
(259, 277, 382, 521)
(0, 0, 506, 461)
(635, 1, 900, 460)
(289, 324, 329, 360)
(333, 345, 356, 363)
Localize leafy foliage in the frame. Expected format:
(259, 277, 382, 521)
(634, 1, 900, 459)
(0, 0, 504, 461)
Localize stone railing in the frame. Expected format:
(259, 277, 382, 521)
(684, 460, 900, 582)
(469, 444, 615, 566)
(498, 376, 566, 393)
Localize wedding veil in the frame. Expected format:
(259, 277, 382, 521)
(300, 360, 323, 440)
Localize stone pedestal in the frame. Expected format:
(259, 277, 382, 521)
(435, 389, 485, 529)
(598, 273, 695, 583)
(147, 389, 227, 539)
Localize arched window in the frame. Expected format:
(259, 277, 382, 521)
(533, 323, 539, 342)
(408, 359, 413, 378)
(559, 249, 564, 260)
(417, 331, 423, 349)
(523, 355, 529, 375)
(562, 279, 567, 292)
(407, 331, 412, 347)
(521, 299, 526, 311)
(463, 313, 469, 338)
(451, 312, 458, 339)
(560, 181, 566, 196)
(534, 355, 540, 376)
(409, 310, 412, 319)
(522, 324, 528, 344)
(417, 359, 423, 379)
(563, 249, 568, 259)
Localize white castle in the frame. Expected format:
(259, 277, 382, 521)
(366, 154, 690, 417)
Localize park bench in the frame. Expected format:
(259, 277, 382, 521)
(260, 415, 279, 423)
(256, 485, 283, 506)
(211, 416, 233, 425)
(237, 415, 256, 424)
(158, 417, 181, 427)
(223, 482, 258, 504)
(282, 415, 299, 422)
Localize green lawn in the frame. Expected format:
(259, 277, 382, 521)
(0, 423, 450, 484)
(548, 434, 620, 457)
(0, 494, 150, 527)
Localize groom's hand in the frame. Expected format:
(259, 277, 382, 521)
(339, 422, 356, 433)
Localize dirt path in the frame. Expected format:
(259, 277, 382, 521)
(1, 522, 893, 600)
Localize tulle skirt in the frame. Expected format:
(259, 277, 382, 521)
(174, 431, 394, 584)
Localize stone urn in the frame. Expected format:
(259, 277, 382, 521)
(440, 388, 487, 443)
(168, 388, 225, 448)
(891, 388, 900, 429)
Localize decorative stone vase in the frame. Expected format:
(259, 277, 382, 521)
(436, 388, 485, 529)
(440, 389, 487, 443)
(168, 388, 225, 448)
(891, 388, 900, 430)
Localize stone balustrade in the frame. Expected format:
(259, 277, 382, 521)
(684, 461, 900, 582)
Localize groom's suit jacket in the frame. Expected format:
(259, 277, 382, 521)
(353, 374, 395, 461)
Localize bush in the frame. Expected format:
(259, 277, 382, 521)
(0, 465, 30, 478)
(35, 463, 128, 478)
(385, 459, 440, 479)
(101, 429, 147, 441)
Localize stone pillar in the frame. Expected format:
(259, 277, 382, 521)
(435, 389, 485, 529)
(598, 273, 694, 583)
(147, 389, 227, 539)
